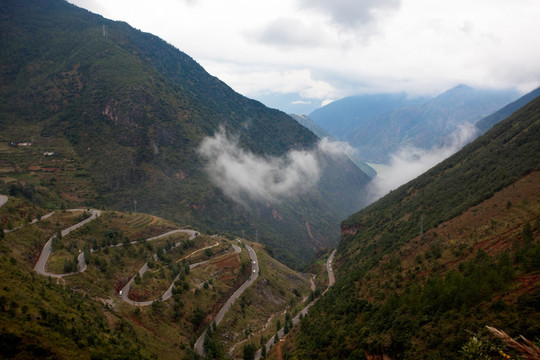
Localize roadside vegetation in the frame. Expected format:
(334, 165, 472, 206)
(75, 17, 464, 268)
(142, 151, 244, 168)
(284, 95, 540, 359)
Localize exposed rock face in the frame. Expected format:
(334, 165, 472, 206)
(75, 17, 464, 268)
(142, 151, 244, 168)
(340, 223, 362, 236)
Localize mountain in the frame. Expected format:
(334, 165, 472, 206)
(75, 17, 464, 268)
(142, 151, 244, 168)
(289, 114, 336, 141)
(290, 114, 377, 178)
(310, 85, 520, 163)
(476, 86, 540, 134)
(0, 0, 371, 267)
(0, 200, 315, 359)
(309, 93, 424, 141)
(286, 92, 540, 358)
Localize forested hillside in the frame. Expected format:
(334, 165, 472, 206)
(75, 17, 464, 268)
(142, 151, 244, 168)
(285, 92, 540, 359)
(0, 0, 371, 267)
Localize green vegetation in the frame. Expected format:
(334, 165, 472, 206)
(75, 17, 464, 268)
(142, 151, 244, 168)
(286, 93, 540, 358)
(0, 225, 152, 358)
(214, 243, 311, 358)
(0, 0, 371, 269)
(1, 200, 314, 358)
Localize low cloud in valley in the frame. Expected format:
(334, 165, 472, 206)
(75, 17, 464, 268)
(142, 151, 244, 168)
(198, 129, 354, 205)
(369, 123, 477, 202)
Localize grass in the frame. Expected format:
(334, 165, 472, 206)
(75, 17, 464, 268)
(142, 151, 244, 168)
(357, 171, 540, 298)
(215, 241, 312, 357)
(0, 200, 318, 359)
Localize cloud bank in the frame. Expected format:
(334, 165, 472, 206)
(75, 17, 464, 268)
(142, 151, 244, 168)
(197, 129, 354, 205)
(70, 0, 540, 115)
(298, 0, 401, 28)
(318, 137, 357, 158)
(368, 123, 477, 202)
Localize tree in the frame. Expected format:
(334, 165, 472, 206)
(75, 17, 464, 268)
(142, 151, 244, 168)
(243, 342, 256, 360)
(151, 299, 162, 314)
(523, 222, 533, 244)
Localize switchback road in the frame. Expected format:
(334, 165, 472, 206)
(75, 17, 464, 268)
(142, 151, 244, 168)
(194, 242, 258, 357)
(255, 249, 336, 360)
(34, 209, 101, 278)
(120, 232, 222, 306)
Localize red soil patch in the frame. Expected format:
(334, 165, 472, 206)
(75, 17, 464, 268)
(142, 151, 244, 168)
(213, 253, 241, 282)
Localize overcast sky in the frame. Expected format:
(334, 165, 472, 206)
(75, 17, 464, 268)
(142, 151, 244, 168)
(69, 0, 540, 113)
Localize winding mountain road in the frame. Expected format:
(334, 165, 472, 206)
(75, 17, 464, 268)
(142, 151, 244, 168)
(195, 242, 259, 357)
(1, 195, 56, 233)
(34, 209, 101, 278)
(326, 249, 336, 288)
(254, 249, 336, 360)
(119, 232, 222, 306)
(31, 212, 245, 309)
(25, 200, 319, 359)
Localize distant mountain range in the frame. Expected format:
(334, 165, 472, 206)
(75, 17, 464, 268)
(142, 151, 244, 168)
(289, 79, 540, 360)
(308, 85, 520, 163)
(289, 114, 377, 178)
(0, 0, 371, 267)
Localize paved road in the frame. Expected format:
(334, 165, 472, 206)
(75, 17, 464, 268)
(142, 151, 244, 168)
(120, 235, 224, 306)
(0, 195, 7, 208)
(0, 195, 56, 233)
(4, 211, 56, 233)
(91, 229, 199, 254)
(195, 242, 259, 357)
(34, 209, 101, 278)
(326, 249, 336, 288)
(255, 249, 336, 360)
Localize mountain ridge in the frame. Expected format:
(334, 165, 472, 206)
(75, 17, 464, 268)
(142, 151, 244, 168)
(285, 89, 540, 359)
(0, 0, 371, 267)
(309, 85, 520, 163)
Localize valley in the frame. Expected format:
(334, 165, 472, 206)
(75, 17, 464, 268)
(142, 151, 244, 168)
(0, 195, 330, 359)
(1, 0, 539, 359)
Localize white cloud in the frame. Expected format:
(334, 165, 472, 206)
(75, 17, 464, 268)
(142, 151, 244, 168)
(318, 138, 356, 158)
(248, 17, 330, 49)
(369, 123, 477, 201)
(321, 99, 335, 107)
(197, 129, 360, 205)
(297, 0, 401, 29)
(69, 0, 540, 110)
(197, 127, 321, 205)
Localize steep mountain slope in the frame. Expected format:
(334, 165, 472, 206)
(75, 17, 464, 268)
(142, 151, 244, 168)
(286, 93, 540, 358)
(309, 93, 423, 141)
(289, 114, 336, 141)
(310, 85, 519, 163)
(476, 86, 540, 134)
(290, 114, 377, 178)
(0, 197, 312, 359)
(0, 0, 371, 267)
